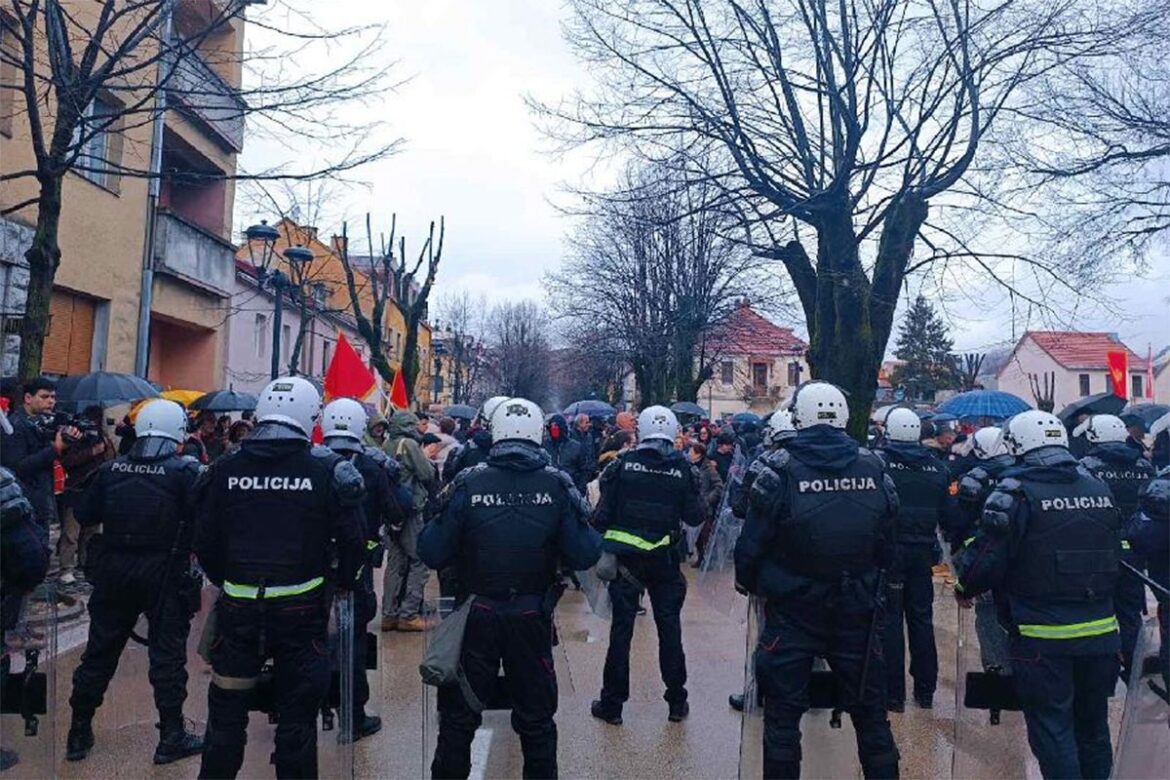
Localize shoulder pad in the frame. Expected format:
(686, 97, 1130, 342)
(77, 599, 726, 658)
(544, 465, 577, 490)
(957, 473, 987, 502)
(996, 477, 1023, 494)
(1079, 455, 1104, 471)
(311, 444, 341, 462)
(748, 461, 785, 511)
(759, 448, 791, 472)
(363, 446, 389, 466)
(332, 459, 365, 507)
(979, 489, 1016, 536)
(599, 459, 622, 483)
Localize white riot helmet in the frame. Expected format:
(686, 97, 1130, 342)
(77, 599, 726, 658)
(1004, 410, 1068, 456)
(764, 409, 796, 444)
(321, 398, 367, 444)
(490, 398, 544, 445)
(790, 381, 849, 430)
(480, 396, 509, 429)
(884, 408, 922, 443)
(135, 399, 187, 442)
(255, 376, 321, 438)
(970, 426, 1007, 459)
(637, 405, 680, 443)
(1072, 414, 1128, 444)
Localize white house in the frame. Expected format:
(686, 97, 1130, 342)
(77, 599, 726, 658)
(996, 331, 1146, 409)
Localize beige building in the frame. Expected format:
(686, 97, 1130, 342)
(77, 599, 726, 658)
(995, 331, 1146, 408)
(698, 302, 809, 419)
(0, 2, 244, 390)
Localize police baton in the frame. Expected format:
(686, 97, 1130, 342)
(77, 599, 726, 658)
(1121, 560, 1170, 600)
(855, 568, 887, 709)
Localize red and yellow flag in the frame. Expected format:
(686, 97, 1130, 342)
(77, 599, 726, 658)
(1106, 350, 1128, 400)
(323, 332, 378, 404)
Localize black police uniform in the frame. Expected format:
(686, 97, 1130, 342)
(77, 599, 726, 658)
(954, 447, 1123, 779)
(735, 425, 900, 780)
(877, 441, 954, 709)
(328, 440, 409, 738)
(947, 454, 1016, 552)
(1080, 442, 1155, 679)
(66, 438, 204, 763)
(418, 438, 601, 779)
(442, 429, 493, 484)
(1125, 474, 1169, 690)
(194, 425, 364, 780)
(592, 439, 703, 721)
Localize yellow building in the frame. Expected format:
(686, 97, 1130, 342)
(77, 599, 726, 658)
(0, 1, 244, 390)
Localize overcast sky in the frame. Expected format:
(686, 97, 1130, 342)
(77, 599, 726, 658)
(241, 1, 1169, 357)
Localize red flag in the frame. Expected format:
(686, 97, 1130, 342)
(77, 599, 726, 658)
(323, 332, 378, 403)
(389, 367, 409, 410)
(1106, 350, 1128, 400)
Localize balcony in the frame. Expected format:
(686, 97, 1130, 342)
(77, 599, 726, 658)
(153, 209, 236, 298)
(165, 49, 245, 152)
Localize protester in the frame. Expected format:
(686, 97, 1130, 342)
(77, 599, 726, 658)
(57, 405, 115, 587)
(381, 410, 437, 632)
(544, 413, 591, 493)
(710, 430, 737, 482)
(424, 416, 460, 471)
(0, 377, 78, 530)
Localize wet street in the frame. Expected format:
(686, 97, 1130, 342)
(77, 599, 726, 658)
(1, 567, 1143, 779)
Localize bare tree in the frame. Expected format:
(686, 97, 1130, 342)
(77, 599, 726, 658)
(540, 0, 1119, 435)
(336, 214, 443, 403)
(0, 0, 399, 378)
(435, 290, 487, 406)
(483, 300, 553, 407)
(548, 159, 778, 406)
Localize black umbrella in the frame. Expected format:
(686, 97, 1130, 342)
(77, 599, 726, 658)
(563, 399, 616, 417)
(443, 404, 477, 420)
(670, 401, 707, 418)
(191, 390, 259, 413)
(1121, 403, 1170, 431)
(1058, 392, 1127, 425)
(54, 371, 159, 408)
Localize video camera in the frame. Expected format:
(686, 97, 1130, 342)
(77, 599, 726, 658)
(30, 411, 101, 447)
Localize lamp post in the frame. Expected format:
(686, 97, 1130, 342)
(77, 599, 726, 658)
(244, 221, 314, 379)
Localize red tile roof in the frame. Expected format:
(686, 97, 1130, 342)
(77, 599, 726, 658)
(1023, 331, 1143, 370)
(709, 303, 807, 357)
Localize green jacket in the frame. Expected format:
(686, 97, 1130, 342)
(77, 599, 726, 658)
(383, 411, 436, 511)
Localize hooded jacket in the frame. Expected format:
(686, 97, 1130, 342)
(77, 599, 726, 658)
(543, 414, 591, 493)
(383, 411, 436, 512)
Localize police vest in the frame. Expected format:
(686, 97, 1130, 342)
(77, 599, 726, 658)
(1080, 455, 1154, 518)
(780, 450, 889, 578)
(1007, 474, 1120, 603)
(882, 450, 950, 543)
(211, 445, 340, 588)
(352, 451, 386, 542)
(458, 465, 564, 596)
(100, 454, 199, 552)
(607, 449, 690, 555)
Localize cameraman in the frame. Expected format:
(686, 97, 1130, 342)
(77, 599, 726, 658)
(58, 405, 115, 586)
(0, 377, 79, 531)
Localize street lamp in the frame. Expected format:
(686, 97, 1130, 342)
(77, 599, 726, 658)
(244, 221, 315, 379)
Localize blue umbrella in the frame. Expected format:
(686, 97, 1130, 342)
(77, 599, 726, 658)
(936, 390, 1032, 421)
(563, 399, 615, 417)
(732, 412, 762, 425)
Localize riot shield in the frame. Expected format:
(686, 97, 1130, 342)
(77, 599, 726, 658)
(1113, 616, 1168, 779)
(738, 595, 764, 779)
(952, 599, 1039, 778)
(698, 448, 748, 617)
(1, 583, 57, 776)
(574, 566, 612, 620)
(318, 591, 355, 779)
(422, 595, 455, 778)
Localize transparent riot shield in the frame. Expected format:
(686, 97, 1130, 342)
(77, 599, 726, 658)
(318, 591, 355, 779)
(574, 566, 612, 620)
(1, 583, 57, 777)
(738, 595, 764, 779)
(422, 595, 455, 777)
(952, 599, 1039, 778)
(1113, 616, 1168, 778)
(698, 448, 748, 616)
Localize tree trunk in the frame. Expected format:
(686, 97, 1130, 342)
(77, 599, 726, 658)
(18, 175, 65, 380)
(288, 299, 310, 375)
(401, 306, 420, 404)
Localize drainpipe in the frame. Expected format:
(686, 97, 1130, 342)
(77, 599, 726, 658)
(133, 1, 174, 377)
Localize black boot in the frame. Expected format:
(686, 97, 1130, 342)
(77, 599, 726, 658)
(668, 700, 690, 722)
(728, 693, 745, 712)
(153, 720, 204, 765)
(590, 699, 622, 725)
(341, 712, 383, 743)
(0, 747, 19, 771)
(65, 720, 94, 762)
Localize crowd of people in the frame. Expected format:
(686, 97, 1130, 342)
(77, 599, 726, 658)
(0, 374, 1167, 779)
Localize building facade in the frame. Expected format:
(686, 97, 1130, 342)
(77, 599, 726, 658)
(996, 331, 1146, 409)
(0, 1, 245, 390)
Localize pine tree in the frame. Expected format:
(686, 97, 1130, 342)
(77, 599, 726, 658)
(890, 295, 958, 402)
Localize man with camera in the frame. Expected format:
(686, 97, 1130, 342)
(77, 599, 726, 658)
(58, 405, 115, 586)
(0, 377, 80, 533)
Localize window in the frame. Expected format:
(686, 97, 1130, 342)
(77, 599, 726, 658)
(321, 339, 332, 376)
(1078, 373, 1090, 396)
(71, 95, 121, 189)
(720, 361, 734, 385)
(253, 314, 268, 358)
(1105, 373, 1114, 395)
(1132, 374, 1143, 399)
(787, 362, 802, 386)
(752, 362, 768, 390)
(281, 324, 291, 365)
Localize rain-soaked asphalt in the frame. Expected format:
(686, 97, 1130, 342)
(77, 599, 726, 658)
(2, 566, 1143, 779)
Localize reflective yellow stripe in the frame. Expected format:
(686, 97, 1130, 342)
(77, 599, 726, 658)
(1120, 540, 1131, 551)
(223, 576, 324, 600)
(1018, 616, 1119, 640)
(366, 540, 379, 551)
(603, 529, 673, 552)
(962, 536, 976, 547)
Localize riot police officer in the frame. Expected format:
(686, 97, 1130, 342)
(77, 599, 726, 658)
(441, 396, 508, 484)
(954, 410, 1123, 779)
(321, 397, 412, 741)
(1125, 472, 1168, 690)
(65, 399, 204, 764)
(590, 405, 702, 726)
(418, 397, 601, 779)
(877, 408, 953, 711)
(1076, 414, 1156, 679)
(735, 381, 900, 779)
(194, 377, 364, 779)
